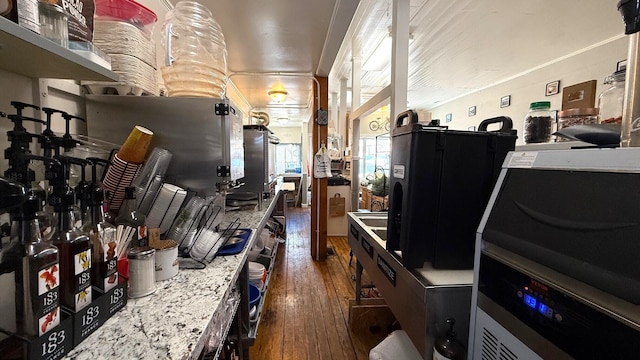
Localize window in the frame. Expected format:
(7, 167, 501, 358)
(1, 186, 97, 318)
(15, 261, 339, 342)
(358, 133, 390, 185)
(276, 143, 302, 175)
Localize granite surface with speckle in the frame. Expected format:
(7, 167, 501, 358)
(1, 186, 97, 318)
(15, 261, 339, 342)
(63, 191, 282, 360)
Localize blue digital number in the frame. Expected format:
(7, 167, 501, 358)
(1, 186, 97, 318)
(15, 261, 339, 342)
(524, 294, 537, 309)
(539, 303, 553, 318)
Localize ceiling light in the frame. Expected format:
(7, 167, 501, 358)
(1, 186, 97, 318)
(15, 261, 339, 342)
(277, 117, 289, 124)
(268, 89, 288, 102)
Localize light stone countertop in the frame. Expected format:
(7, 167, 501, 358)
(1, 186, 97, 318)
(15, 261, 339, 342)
(63, 191, 282, 360)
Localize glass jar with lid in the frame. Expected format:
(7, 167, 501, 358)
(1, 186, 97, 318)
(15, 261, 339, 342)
(161, 1, 228, 98)
(556, 108, 599, 141)
(524, 101, 553, 143)
(597, 69, 625, 125)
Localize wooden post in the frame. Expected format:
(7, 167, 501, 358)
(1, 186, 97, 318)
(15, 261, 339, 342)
(311, 76, 328, 261)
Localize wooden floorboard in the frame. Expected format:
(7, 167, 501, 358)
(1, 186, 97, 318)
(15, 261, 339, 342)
(249, 206, 388, 360)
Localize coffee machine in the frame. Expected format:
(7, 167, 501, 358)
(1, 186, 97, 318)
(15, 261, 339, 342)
(386, 110, 516, 269)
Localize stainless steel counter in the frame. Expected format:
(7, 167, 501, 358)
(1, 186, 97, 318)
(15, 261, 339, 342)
(347, 212, 473, 359)
(63, 189, 285, 360)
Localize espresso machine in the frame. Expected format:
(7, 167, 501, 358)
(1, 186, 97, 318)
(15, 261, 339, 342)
(386, 110, 516, 269)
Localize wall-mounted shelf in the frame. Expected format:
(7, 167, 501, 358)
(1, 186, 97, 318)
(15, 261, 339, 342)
(0, 17, 118, 81)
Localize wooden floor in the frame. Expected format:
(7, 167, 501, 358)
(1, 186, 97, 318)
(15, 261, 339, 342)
(249, 206, 392, 360)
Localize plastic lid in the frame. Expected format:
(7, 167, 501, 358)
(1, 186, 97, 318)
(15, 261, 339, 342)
(95, 0, 157, 25)
(605, 69, 626, 84)
(618, 0, 640, 35)
(128, 246, 155, 259)
(529, 101, 551, 110)
(558, 108, 599, 117)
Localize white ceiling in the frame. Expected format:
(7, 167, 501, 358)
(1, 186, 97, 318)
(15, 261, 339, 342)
(192, 0, 358, 127)
(331, 0, 625, 115)
(190, 0, 625, 128)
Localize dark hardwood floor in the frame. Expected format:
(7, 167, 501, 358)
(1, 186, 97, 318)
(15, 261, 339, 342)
(249, 205, 391, 360)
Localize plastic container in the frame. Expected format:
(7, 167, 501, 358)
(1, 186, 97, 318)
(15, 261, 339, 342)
(38, 2, 69, 47)
(127, 247, 156, 298)
(556, 108, 599, 141)
(161, 0, 227, 98)
(523, 101, 553, 143)
(94, 0, 157, 38)
(249, 284, 261, 308)
(598, 69, 625, 125)
(248, 261, 266, 289)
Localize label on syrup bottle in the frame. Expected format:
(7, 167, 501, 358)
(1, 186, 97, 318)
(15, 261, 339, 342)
(102, 241, 118, 292)
(74, 249, 92, 311)
(137, 225, 148, 247)
(37, 263, 60, 336)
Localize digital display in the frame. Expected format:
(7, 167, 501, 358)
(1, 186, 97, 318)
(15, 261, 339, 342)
(524, 294, 537, 309)
(539, 302, 553, 318)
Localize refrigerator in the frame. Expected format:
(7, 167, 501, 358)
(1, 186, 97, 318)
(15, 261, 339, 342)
(85, 95, 245, 196)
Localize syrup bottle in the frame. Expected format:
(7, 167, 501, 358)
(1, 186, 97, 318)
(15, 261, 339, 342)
(115, 187, 148, 248)
(82, 185, 118, 292)
(81, 158, 118, 292)
(48, 157, 92, 312)
(433, 318, 466, 360)
(0, 193, 60, 345)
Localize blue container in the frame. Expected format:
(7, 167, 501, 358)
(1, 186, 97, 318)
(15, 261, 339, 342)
(249, 284, 261, 308)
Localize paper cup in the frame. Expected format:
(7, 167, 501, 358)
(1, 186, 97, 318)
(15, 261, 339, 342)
(118, 125, 154, 164)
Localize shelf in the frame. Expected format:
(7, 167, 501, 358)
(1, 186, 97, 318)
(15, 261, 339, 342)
(247, 239, 281, 340)
(0, 17, 118, 81)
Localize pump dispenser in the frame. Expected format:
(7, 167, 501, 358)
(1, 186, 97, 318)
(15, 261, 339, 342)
(48, 155, 92, 312)
(82, 158, 118, 291)
(3, 102, 46, 185)
(115, 186, 148, 248)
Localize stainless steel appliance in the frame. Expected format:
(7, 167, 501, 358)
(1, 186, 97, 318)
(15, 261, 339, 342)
(85, 96, 245, 196)
(386, 110, 516, 269)
(347, 212, 473, 359)
(469, 148, 640, 359)
(238, 125, 278, 198)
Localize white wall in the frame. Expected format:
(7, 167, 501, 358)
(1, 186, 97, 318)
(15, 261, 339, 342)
(272, 126, 303, 144)
(427, 36, 627, 145)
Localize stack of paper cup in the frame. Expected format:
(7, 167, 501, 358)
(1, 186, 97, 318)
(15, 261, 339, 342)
(102, 125, 154, 213)
(146, 183, 187, 233)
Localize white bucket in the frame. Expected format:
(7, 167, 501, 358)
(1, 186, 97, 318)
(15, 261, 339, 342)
(154, 240, 179, 281)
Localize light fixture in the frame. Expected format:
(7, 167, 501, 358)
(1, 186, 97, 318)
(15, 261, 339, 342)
(277, 117, 289, 124)
(268, 89, 288, 102)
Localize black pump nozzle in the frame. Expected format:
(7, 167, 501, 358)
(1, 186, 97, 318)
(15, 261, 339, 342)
(41, 107, 68, 137)
(6, 154, 61, 217)
(60, 113, 86, 152)
(86, 157, 109, 206)
(10, 101, 40, 119)
(0, 176, 26, 211)
(48, 155, 90, 212)
(619, 0, 640, 35)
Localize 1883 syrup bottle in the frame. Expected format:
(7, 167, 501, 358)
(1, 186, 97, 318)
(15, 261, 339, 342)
(82, 186, 117, 292)
(49, 183, 92, 312)
(0, 193, 60, 354)
(115, 187, 148, 248)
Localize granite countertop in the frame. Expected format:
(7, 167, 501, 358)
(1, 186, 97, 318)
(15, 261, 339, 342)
(63, 191, 282, 360)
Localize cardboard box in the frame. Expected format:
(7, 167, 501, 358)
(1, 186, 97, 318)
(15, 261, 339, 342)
(562, 80, 597, 110)
(72, 279, 127, 347)
(0, 310, 73, 360)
